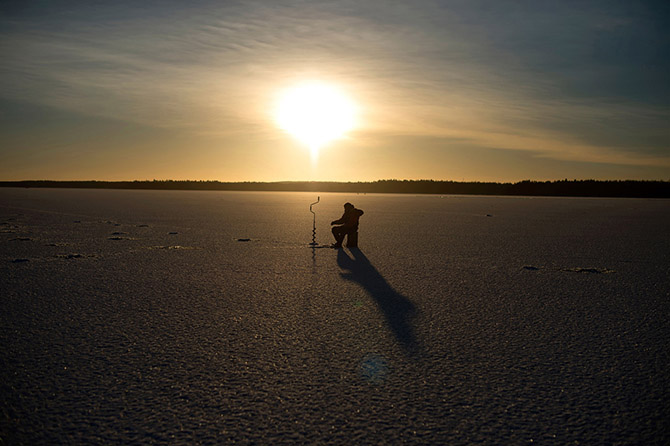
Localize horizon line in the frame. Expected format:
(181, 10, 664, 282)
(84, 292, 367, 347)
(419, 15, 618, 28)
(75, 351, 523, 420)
(2, 178, 670, 184)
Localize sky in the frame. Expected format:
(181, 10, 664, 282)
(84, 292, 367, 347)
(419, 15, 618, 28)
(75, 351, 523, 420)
(1, 0, 668, 182)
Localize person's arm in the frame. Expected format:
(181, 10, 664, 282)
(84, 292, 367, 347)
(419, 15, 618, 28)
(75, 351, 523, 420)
(331, 213, 345, 225)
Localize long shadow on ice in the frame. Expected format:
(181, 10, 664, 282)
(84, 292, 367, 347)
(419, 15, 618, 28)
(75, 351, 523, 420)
(337, 249, 418, 354)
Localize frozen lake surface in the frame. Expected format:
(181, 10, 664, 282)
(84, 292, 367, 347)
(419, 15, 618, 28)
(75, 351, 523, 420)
(1, 188, 669, 444)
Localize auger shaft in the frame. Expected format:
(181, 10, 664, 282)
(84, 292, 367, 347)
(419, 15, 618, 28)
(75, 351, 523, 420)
(309, 196, 320, 245)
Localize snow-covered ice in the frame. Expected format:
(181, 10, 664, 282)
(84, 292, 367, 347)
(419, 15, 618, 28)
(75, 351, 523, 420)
(1, 188, 669, 444)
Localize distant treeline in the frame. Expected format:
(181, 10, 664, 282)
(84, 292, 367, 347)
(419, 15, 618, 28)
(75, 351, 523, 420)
(1, 179, 669, 198)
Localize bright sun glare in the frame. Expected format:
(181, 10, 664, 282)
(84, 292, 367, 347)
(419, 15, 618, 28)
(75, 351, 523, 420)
(275, 82, 356, 158)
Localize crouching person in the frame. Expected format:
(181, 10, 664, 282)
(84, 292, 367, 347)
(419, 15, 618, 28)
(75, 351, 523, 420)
(331, 202, 364, 249)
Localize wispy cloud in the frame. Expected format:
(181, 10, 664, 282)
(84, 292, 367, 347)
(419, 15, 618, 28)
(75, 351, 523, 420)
(1, 0, 668, 172)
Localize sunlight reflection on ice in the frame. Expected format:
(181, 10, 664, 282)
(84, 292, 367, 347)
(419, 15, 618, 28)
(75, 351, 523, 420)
(360, 354, 388, 384)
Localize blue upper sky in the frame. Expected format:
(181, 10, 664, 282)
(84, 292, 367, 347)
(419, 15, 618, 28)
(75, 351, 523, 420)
(1, 0, 668, 181)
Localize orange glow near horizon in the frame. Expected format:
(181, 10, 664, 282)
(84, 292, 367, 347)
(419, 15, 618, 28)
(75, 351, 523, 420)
(274, 82, 357, 160)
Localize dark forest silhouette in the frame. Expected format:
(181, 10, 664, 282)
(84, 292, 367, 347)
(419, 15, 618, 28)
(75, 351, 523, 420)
(1, 179, 669, 198)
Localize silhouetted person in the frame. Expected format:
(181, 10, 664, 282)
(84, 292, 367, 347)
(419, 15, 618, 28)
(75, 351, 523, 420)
(331, 202, 363, 248)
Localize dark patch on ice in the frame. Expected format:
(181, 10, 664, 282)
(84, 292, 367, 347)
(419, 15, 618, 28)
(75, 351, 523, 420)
(111, 231, 127, 235)
(563, 267, 614, 274)
(11, 258, 29, 263)
(45, 242, 69, 247)
(56, 253, 84, 259)
(10, 237, 32, 241)
(149, 245, 198, 250)
(137, 224, 149, 227)
(108, 236, 136, 241)
(523, 265, 614, 274)
(486, 214, 493, 217)
(73, 220, 81, 223)
(236, 238, 252, 242)
(168, 232, 178, 235)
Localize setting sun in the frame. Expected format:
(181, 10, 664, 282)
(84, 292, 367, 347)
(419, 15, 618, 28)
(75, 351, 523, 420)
(275, 82, 356, 158)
